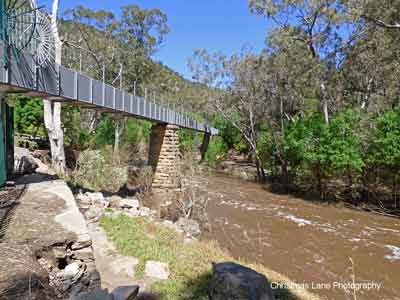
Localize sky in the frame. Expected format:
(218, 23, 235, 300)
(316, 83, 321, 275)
(53, 0, 270, 80)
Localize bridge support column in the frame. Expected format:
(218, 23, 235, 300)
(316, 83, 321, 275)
(200, 132, 211, 161)
(148, 123, 181, 196)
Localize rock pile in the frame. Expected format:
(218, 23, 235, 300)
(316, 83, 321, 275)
(75, 192, 157, 222)
(37, 240, 101, 299)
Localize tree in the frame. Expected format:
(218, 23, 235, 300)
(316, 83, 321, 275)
(249, 0, 352, 123)
(350, 0, 400, 30)
(189, 49, 273, 181)
(367, 110, 400, 206)
(341, 1, 400, 112)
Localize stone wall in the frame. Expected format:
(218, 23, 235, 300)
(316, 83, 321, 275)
(148, 123, 181, 196)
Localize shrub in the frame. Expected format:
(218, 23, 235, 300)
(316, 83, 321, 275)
(13, 96, 45, 137)
(95, 116, 115, 147)
(71, 147, 127, 192)
(214, 114, 248, 152)
(258, 111, 364, 196)
(204, 136, 228, 166)
(367, 109, 400, 201)
(178, 128, 202, 153)
(368, 110, 400, 172)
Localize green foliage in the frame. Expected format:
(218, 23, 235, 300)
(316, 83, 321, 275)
(214, 115, 247, 152)
(13, 96, 44, 136)
(204, 136, 228, 166)
(62, 106, 93, 150)
(320, 110, 364, 175)
(95, 116, 115, 147)
(179, 128, 202, 153)
(123, 119, 151, 146)
(257, 130, 279, 175)
(257, 110, 365, 194)
(368, 110, 400, 172)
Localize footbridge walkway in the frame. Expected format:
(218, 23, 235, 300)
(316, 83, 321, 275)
(0, 42, 218, 188)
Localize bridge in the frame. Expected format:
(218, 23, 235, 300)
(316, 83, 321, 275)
(0, 41, 218, 189)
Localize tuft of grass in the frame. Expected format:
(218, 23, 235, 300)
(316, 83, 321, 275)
(100, 215, 320, 300)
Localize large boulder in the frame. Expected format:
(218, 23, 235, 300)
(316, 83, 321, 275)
(14, 147, 38, 174)
(208, 262, 275, 300)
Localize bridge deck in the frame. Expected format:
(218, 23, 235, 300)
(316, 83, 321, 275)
(0, 43, 217, 135)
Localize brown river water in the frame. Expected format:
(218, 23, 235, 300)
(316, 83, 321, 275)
(201, 173, 400, 300)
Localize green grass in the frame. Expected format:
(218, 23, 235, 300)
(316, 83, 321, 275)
(100, 215, 320, 300)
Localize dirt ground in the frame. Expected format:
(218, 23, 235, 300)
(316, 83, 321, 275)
(0, 174, 76, 300)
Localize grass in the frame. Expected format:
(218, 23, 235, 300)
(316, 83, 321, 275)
(100, 215, 321, 300)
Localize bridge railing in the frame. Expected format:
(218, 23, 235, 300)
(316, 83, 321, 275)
(0, 42, 218, 135)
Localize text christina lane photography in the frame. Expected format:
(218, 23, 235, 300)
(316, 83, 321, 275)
(271, 281, 382, 291)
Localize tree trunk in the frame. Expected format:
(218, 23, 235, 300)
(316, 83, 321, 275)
(253, 150, 266, 183)
(44, 0, 66, 174)
(321, 83, 329, 124)
(113, 118, 125, 163)
(44, 101, 65, 173)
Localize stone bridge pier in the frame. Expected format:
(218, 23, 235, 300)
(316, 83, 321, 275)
(147, 123, 211, 200)
(148, 123, 182, 197)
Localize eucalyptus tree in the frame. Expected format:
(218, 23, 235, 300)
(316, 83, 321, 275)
(349, 0, 400, 30)
(249, 0, 353, 123)
(341, 0, 400, 111)
(189, 49, 273, 181)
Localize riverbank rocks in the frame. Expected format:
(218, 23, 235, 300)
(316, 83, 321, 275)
(144, 261, 170, 280)
(119, 197, 140, 210)
(176, 217, 201, 237)
(64, 262, 84, 279)
(77, 192, 110, 208)
(158, 218, 201, 239)
(209, 262, 275, 300)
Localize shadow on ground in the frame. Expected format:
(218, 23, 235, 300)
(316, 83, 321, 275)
(0, 272, 56, 300)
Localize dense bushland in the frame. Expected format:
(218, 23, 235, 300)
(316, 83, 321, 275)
(208, 108, 400, 210)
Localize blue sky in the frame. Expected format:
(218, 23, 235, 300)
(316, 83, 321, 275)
(54, 0, 269, 79)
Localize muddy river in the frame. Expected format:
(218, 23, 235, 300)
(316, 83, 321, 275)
(202, 173, 400, 300)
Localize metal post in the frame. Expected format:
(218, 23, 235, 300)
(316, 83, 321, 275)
(0, 0, 8, 68)
(130, 94, 133, 114)
(144, 88, 147, 117)
(89, 78, 93, 103)
(0, 93, 6, 185)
